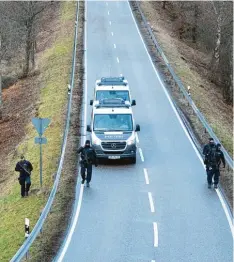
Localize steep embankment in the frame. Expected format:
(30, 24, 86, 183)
(0, 2, 77, 261)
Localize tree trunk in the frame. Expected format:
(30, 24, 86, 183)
(23, 24, 32, 77)
(192, 3, 198, 43)
(162, 1, 166, 9)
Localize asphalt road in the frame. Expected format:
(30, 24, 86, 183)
(56, 1, 233, 262)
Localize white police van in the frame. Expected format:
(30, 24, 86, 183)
(90, 76, 136, 107)
(87, 99, 140, 164)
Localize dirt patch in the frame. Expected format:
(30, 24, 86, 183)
(27, 3, 84, 261)
(131, 1, 233, 209)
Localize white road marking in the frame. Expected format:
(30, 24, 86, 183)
(148, 192, 155, 212)
(109, 21, 112, 25)
(144, 168, 149, 184)
(151, 260, 156, 262)
(114, 43, 116, 49)
(57, 2, 88, 260)
(106, 2, 108, 6)
(128, 2, 234, 238)
(111, 32, 114, 36)
(136, 133, 139, 143)
(108, 11, 110, 15)
(153, 222, 158, 247)
(116, 57, 120, 63)
(139, 148, 144, 162)
(120, 73, 123, 76)
(58, 185, 85, 261)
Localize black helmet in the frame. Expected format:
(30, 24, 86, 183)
(85, 140, 91, 147)
(209, 137, 214, 143)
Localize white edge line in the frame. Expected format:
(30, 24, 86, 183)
(139, 148, 144, 162)
(127, 1, 234, 237)
(136, 133, 139, 143)
(153, 222, 158, 247)
(108, 11, 110, 15)
(109, 21, 112, 25)
(116, 57, 120, 63)
(144, 168, 149, 184)
(114, 43, 116, 49)
(57, 1, 88, 261)
(148, 192, 155, 213)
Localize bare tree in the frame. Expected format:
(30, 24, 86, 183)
(0, 1, 50, 77)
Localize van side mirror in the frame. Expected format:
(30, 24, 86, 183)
(131, 99, 136, 106)
(135, 124, 140, 132)
(87, 125, 91, 132)
(90, 100, 93, 106)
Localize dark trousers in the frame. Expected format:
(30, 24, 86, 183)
(19, 177, 31, 197)
(81, 163, 92, 183)
(207, 168, 220, 185)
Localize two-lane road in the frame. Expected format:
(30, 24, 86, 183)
(56, 1, 233, 261)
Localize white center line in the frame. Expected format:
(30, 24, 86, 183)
(139, 148, 144, 162)
(106, 2, 108, 6)
(108, 11, 110, 15)
(151, 260, 156, 262)
(148, 192, 155, 212)
(109, 21, 112, 25)
(111, 32, 114, 36)
(113, 43, 116, 49)
(144, 168, 149, 184)
(153, 222, 158, 247)
(116, 57, 120, 63)
(136, 133, 139, 143)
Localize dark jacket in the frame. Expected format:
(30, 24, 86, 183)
(78, 146, 98, 166)
(15, 160, 33, 179)
(203, 143, 216, 165)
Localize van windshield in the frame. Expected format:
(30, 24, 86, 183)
(96, 90, 130, 102)
(94, 114, 133, 131)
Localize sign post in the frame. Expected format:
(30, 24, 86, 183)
(32, 118, 50, 187)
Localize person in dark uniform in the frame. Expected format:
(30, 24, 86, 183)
(15, 155, 33, 197)
(206, 143, 225, 189)
(78, 140, 98, 187)
(203, 137, 216, 174)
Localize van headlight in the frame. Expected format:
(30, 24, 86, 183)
(92, 137, 101, 146)
(127, 138, 135, 145)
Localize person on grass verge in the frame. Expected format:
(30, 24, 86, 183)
(15, 155, 33, 197)
(78, 140, 98, 187)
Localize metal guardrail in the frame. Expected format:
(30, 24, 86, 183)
(10, 2, 80, 261)
(133, 1, 233, 170)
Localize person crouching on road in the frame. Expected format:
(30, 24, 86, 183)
(206, 143, 225, 189)
(15, 155, 33, 197)
(203, 137, 216, 175)
(78, 140, 98, 187)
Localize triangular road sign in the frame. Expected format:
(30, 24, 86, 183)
(32, 118, 51, 136)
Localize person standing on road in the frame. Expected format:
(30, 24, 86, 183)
(206, 143, 225, 189)
(78, 140, 98, 187)
(15, 155, 33, 197)
(203, 137, 216, 174)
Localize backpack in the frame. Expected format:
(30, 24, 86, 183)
(83, 147, 94, 164)
(207, 146, 217, 166)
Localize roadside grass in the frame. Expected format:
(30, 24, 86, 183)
(0, 2, 76, 261)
